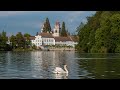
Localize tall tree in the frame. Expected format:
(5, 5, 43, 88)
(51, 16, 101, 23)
(43, 17, 51, 33)
(61, 22, 67, 37)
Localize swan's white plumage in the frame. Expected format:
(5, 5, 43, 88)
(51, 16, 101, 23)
(53, 65, 68, 74)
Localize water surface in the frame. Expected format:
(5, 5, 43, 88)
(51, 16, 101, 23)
(0, 51, 120, 79)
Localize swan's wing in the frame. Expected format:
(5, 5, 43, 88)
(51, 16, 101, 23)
(55, 67, 64, 71)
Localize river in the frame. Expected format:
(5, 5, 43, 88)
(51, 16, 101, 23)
(0, 51, 120, 79)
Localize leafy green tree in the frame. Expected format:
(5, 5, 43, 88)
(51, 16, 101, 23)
(10, 35, 17, 49)
(24, 33, 31, 37)
(16, 32, 25, 48)
(76, 11, 120, 53)
(24, 33, 31, 48)
(0, 31, 8, 50)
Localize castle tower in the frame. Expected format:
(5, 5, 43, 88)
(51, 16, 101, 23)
(53, 21, 60, 37)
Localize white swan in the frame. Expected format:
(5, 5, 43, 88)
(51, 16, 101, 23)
(53, 65, 68, 74)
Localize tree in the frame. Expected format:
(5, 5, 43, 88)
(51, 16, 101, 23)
(24, 33, 31, 37)
(10, 35, 17, 49)
(0, 31, 8, 50)
(36, 32, 39, 36)
(61, 22, 67, 37)
(24, 33, 31, 48)
(43, 17, 51, 33)
(16, 32, 25, 48)
(76, 22, 85, 34)
(0, 33, 2, 49)
(76, 11, 120, 53)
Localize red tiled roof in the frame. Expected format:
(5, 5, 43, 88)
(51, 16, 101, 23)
(39, 32, 53, 38)
(54, 36, 72, 42)
(30, 36, 35, 40)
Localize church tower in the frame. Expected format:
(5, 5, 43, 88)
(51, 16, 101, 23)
(53, 21, 60, 37)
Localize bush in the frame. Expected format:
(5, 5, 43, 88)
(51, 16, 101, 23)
(115, 45, 120, 53)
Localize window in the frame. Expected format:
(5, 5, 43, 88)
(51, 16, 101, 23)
(55, 30, 57, 33)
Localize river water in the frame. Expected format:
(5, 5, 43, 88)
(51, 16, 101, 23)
(0, 51, 120, 79)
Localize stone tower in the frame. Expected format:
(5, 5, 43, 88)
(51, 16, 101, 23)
(53, 21, 60, 37)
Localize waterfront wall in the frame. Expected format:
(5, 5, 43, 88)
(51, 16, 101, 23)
(48, 47, 75, 51)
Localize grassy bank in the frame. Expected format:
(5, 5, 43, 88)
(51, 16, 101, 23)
(12, 48, 34, 51)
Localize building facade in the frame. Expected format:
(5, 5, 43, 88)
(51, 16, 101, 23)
(30, 21, 78, 48)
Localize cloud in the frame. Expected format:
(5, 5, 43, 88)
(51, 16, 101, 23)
(0, 11, 85, 17)
(23, 21, 43, 29)
(0, 11, 28, 17)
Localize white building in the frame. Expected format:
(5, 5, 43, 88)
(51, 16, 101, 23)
(31, 33, 55, 47)
(30, 21, 78, 48)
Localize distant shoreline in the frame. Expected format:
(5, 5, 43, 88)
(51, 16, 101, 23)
(48, 48, 75, 51)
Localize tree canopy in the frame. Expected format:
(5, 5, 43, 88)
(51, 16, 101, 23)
(76, 11, 120, 53)
(60, 22, 67, 37)
(43, 17, 51, 33)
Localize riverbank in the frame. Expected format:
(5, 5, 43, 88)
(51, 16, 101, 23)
(48, 47, 76, 51)
(0, 47, 76, 51)
(12, 48, 34, 51)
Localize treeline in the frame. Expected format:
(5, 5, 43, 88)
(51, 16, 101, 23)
(0, 31, 32, 51)
(0, 31, 11, 51)
(76, 11, 120, 53)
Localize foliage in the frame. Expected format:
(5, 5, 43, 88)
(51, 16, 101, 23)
(76, 11, 120, 53)
(0, 31, 11, 51)
(10, 35, 17, 49)
(24, 33, 31, 48)
(43, 17, 51, 33)
(0, 31, 33, 51)
(60, 22, 67, 37)
(16, 32, 25, 48)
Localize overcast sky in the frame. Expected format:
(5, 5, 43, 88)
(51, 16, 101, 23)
(0, 11, 96, 36)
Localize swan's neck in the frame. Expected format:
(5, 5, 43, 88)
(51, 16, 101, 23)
(64, 65, 68, 73)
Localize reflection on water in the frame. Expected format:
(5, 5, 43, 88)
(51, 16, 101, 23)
(52, 73, 68, 79)
(30, 51, 77, 79)
(0, 51, 120, 79)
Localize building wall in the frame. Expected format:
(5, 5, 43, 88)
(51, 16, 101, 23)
(31, 35, 55, 47)
(42, 38, 55, 45)
(55, 41, 78, 47)
(31, 35, 77, 47)
(31, 35, 42, 47)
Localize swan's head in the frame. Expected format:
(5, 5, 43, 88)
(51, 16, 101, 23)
(64, 65, 67, 67)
